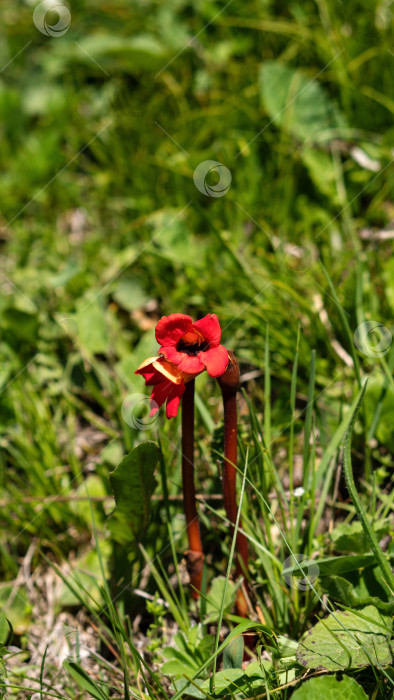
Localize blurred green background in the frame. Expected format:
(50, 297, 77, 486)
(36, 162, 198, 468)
(0, 0, 393, 608)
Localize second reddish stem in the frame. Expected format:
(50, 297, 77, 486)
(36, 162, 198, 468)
(218, 353, 250, 617)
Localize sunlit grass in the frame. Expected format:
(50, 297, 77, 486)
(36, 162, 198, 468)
(0, 0, 393, 697)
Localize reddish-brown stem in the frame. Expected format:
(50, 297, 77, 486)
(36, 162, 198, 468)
(218, 352, 250, 617)
(182, 379, 204, 598)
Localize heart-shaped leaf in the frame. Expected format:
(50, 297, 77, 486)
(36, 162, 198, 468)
(223, 635, 244, 669)
(260, 61, 346, 142)
(109, 442, 160, 541)
(292, 675, 368, 699)
(296, 606, 393, 671)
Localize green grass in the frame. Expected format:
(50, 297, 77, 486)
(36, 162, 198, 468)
(0, 0, 393, 697)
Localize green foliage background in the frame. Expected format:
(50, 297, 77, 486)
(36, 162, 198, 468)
(0, 0, 393, 697)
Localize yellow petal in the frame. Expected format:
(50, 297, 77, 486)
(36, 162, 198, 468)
(136, 356, 160, 372)
(152, 358, 183, 384)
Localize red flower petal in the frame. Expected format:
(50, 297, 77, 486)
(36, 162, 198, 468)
(192, 314, 221, 347)
(149, 400, 160, 417)
(135, 362, 167, 387)
(135, 356, 181, 386)
(177, 354, 205, 374)
(150, 378, 173, 413)
(135, 356, 160, 382)
(201, 345, 229, 377)
(159, 345, 185, 365)
(166, 382, 186, 419)
(146, 372, 166, 386)
(135, 365, 156, 383)
(152, 358, 183, 384)
(155, 314, 193, 347)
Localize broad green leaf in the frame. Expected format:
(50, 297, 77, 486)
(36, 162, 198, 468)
(171, 678, 205, 699)
(106, 513, 135, 545)
(292, 675, 368, 699)
(331, 518, 392, 554)
(0, 613, 11, 645)
(171, 622, 272, 700)
(112, 277, 149, 312)
(109, 442, 160, 540)
(259, 61, 346, 142)
(296, 606, 393, 671)
(162, 628, 214, 677)
(301, 148, 339, 204)
(363, 374, 394, 451)
(201, 663, 269, 695)
(0, 585, 31, 635)
(153, 220, 206, 266)
(202, 668, 245, 693)
(319, 573, 394, 613)
(276, 635, 299, 668)
(195, 633, 215, 665)
(54, 35, 169, 75)
(384, 257, 394, 313)
(75, 299, 109, 354)
(204, 576, 237, 624)
(319, 558, 393, 611)
(161, 658, 198, 676)
(283, 553, 379, 577)
(162, 637, 200, 674)
(223, 635, 244, 669)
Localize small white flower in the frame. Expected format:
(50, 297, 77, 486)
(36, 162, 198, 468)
(293, 487, 305, 498)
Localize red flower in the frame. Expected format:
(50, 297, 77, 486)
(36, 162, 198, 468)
(156, 313, 229, 376)
(135, 355, 194, 419)
(135, 313, 229, 418)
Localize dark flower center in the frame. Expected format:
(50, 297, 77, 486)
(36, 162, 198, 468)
(177, 339, 210, 356)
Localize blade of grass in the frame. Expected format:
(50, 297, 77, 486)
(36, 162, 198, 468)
(289, 327, 300, 550)
(320, 262, 361, 386)
(302, 349, 316, 487)
(158, 441, 188, 617)
(264, 325, 271, 450)
(139, 545, 189, 634)
(294, 349, 316, 547)
(342, 380, 394, 593)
